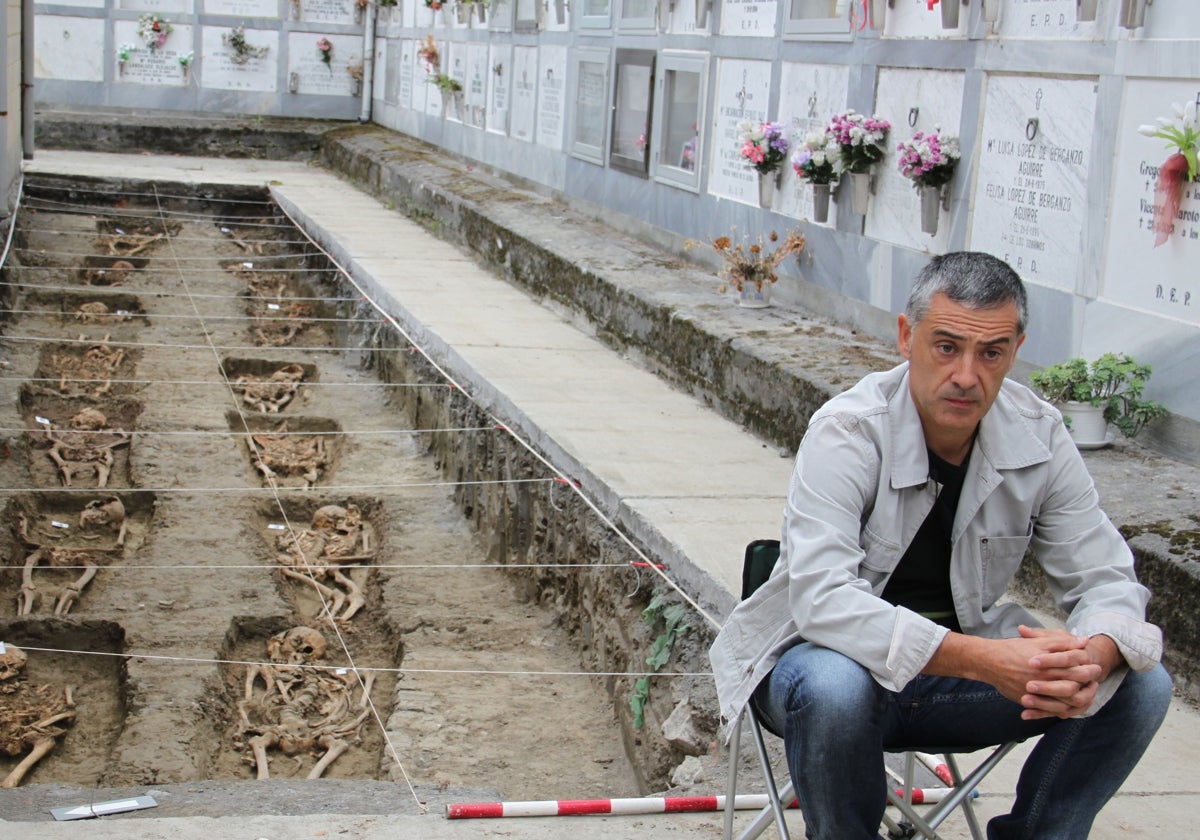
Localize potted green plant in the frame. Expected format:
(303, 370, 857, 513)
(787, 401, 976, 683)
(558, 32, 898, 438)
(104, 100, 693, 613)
(1029, 353, 1169, 447)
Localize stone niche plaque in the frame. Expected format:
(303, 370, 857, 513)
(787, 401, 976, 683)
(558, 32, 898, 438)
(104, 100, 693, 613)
(775, 61, 850, 224)
(373, 39, 388, 101)
(201, 25, 278, 91)
(113, 20, 193, 86)
(487, 44, 512, 135)
(995, 0, 1099, 38)
(1102, 78, 1200, 325)
(35, 15, 105, 81)
(536, 45, 567, 151)
(420, 40, 443, 117)
(293, 0, 355, 24)
(864, 68, 965, 253)
(719, 0, 778, 37)
(398, 39, 417, 111)
(45, 0, 103, 8)
(118, 0, 192, 11)
(510, 45, 538, 143)
(884, 0, 962, 37)
(1143, 0, 1200, 40)
(707, 58, 773, 206)
(465, 43, 488, 129)
(664, 0, 706, 34)
(203, 0, 275, 15)
(445, 42, 467, 122)
(969, 75, 1096, 291)
(286, 32, 361, 96)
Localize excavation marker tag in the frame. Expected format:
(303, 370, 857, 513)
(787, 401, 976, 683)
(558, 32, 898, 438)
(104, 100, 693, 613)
(52, 795, 158, 821)
(0, 642, 6, 654)
(268, 523, 286, 530)
(242, 261, 254, 268)
(36, 416, 51, 426)
(267, 303, 280, 310)
(336, 668, 348, 675)
(51, 521, 70, 529)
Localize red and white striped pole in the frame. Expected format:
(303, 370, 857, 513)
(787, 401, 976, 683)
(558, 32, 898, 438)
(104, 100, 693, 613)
(446, 794, 796, 819)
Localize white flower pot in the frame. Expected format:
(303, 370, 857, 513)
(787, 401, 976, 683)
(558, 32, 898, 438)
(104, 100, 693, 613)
(758, 172, 778, 209)
(1119, 0, 1146, 28)
(919, 186, 942, 235)
(940, 0, 960, 29)
(849, 171, 871, 216)
(812, 183, 831, 224)
(1062, 401, 1110, 448)
(738, 282, 772, 309)
(1076, 0, 1098, 21)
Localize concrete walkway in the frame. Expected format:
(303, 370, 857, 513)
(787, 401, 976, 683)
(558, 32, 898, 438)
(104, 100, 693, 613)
(5, 150, 1199, 839)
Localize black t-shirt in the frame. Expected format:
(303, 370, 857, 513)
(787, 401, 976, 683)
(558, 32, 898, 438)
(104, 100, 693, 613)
(880, 447, 968, 633)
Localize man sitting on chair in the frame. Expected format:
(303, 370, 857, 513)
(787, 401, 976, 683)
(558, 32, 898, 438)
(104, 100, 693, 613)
(710, 252, 1171, 839)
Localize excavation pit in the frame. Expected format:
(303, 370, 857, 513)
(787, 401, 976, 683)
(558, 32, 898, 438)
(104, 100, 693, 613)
(0, 617, 127, 788)
(232, 266, 335, 348)
(32, 339, 143, 398)
(74, 255, 150, 287)
(232, 413, 343, 489)
(20, 392, 142, 489)
(224, 358, 316, 414)
(24, 291, 147, 330)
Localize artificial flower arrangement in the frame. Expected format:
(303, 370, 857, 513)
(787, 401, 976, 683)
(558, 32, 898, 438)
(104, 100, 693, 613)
(317, 36, 334, 66)
(428, 72, 463, 92)
(137, 13, 173, 51)
(117, 42, 137, 66)
(738, 121, 791, 176)
(686, 227, 807, 294)
(895, 127, 961, 189)
(223, 25, 270, 65)
(1138, 100, 1200, 248)
(828, 110, 891, 175)
(791, 127, 840, 185)
(178, 52, 194, 70)
(417, 34, 440, 71)
(425, 0, 445, 9)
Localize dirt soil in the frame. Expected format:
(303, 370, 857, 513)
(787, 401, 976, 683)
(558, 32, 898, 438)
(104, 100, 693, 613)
(0, 179, 638, 804)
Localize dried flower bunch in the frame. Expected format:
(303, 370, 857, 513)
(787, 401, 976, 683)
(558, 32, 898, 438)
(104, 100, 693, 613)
(687, 227, 807, 293)
(792, 127, 840, 185)
(828, 110, 891, 175)
(417, 35, 440, 71)
(317, 36, 333, 65)
(738, 122, 791, 175)
(895, 128, 961, 189)
(223, 25, 270, 65)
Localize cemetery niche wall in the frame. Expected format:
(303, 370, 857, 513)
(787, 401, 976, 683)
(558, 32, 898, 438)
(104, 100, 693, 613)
(31, 0, 1200, 451)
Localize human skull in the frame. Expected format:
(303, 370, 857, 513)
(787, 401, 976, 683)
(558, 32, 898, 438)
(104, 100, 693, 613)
(0, 644, 28, 681)
(80, 496, 125, 530)
(71, 408, 108, 430)
(266, 627, 326, 665)
(311, 505, 348, 532)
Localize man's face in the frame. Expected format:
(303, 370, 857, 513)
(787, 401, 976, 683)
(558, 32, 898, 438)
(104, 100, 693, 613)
(897, 292, 1025, 456)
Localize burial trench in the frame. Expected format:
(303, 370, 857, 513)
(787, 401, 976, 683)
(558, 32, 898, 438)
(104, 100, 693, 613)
(0, 176, 704, 801)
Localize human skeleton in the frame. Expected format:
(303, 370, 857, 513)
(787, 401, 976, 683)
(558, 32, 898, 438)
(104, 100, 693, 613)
(233, 364, 306, 413)
(0, 644, 76, 788)
(237, 626, 375, 780)
(241, 270, 315, 347)
(274, 504, 372, 622)
(246, 421, 329, 489)
(37, 408, 130, 488)
(41, 336, 127, 397)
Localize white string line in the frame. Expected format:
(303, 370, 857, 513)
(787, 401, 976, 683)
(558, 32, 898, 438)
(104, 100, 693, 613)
(4, 562, 661, 572)
(2, 334, 384, 354)
(13, 224, 313, 244)
(271, 193, 726, 634)
(147, 187, 423, 809)
(21, 192, 289, 217)
(0, 174, 24, 267)
(0, 478, 557, 494)
(0, 307, 385, 326)
(9, 248, 327, 263)
(0, 378, 449, 390)
(10, 646, 714, 680)
(7, 424, 480, 436)
(0, 279, 363, 301)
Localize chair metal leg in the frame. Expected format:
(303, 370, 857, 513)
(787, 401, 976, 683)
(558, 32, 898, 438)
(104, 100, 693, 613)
(724, 714, 743, 840)
(747, 710, 792, 840)
(724, 706, 793, 840)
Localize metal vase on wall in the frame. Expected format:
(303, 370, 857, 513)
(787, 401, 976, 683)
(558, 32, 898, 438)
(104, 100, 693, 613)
(1119, 0, 1147, 28)
(554, 0, 567, 24)
(758, 172, 779, 209)
(919, 186, 942, 236)
(940, 0, 960, 29)
(695, 0, 710, 28)
(848, 172, 871, 215)
(1076, 0, 1099, 21)
(812, 184, 831, 224)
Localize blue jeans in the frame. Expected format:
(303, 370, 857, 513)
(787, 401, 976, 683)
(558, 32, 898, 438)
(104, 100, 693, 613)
(754, 642, 1172, 840)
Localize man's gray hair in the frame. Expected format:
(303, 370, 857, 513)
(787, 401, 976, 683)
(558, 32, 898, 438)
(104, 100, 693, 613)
(905, 252, 1028, 334)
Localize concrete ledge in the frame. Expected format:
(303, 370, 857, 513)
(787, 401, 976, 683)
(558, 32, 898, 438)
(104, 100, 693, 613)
(319, 124, 1200, 703)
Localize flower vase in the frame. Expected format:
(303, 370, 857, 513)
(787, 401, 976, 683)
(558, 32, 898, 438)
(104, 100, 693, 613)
(738, 282, 772, 309)
(441, 3, 452, 23)
(1119, 0, 1146, 28)
(695, 0, 709, 28)
(476, 2, 487, 22)
(456, 2, 467, 22)
(1062, 401, 1110, 448)
(440, 88, 451, 114)
(982, 0, 1000, 23)
(870, 0, 885, 27)
(919, 186, 942, 235)
(1076, 0, 1098, 21)
(453, 91, 465, 119)
(940, 0, 960, 28)
(758, 172, 779, 209)
(290, 0, 302, 19)
(849, 171, 871, 215)
(554, 0, 566, 24)
(355, 3, 365, 22)
(811, 183, 832, 224)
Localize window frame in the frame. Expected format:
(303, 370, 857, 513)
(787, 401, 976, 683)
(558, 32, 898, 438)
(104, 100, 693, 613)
(608, 48, 656, 177)
(651, 49, 708, 192)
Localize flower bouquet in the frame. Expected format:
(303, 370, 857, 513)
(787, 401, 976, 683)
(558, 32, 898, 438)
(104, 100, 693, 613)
(739, 121, 790, 208)
(896, 128, 961, 235)
(686, 227, 807, 308)
(116, 42, 136, 75)
(791, 127, 839, 223)
(223, 25, 270, 65)
(178, 51, 194, 82)
(417, 34, 440, 71)
(1138, 100, 1200, 248)
(137, 13, 172, 52)
(828, 110, 891, 214)
(317, 36, 333, 67)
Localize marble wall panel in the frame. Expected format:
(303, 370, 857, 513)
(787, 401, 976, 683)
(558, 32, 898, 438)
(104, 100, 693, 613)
(536, 45, 568, 150)
(775, 61, 850, 224)
(34, 16, 105, 81)
(510, 45, 538, 143)
(1142, 0, 1200, 40)
(718, 0, 778, 36)
(465, 43, 489, 129)
(487, 43, 513, 136)
(118, 0, 193, 12)
(200, 25, 278, 91)
(864, 68, 965, 253)
(287, 31, 362, 95)
(884, 0, 964, 38)
(114, 21, 194, 86)
(969, 75, 1095, 292)
(203, 0, 276, 15)
(707, 58, 772, 206)
(47, 0, 104, 8)
(994, 0, 1100, 38)
(664, 0, 706, 34)
(373, 38, 388, 102)
(292, 0, 356, 25)
(1102, 78, 1200, 325)
(398, 38, 417, 110)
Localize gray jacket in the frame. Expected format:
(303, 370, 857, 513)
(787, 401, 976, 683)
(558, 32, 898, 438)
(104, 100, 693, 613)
(709, 363, 1162, 730)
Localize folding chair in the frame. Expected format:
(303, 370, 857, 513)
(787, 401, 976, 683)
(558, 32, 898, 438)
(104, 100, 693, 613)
(722, 539, 1020, 840)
